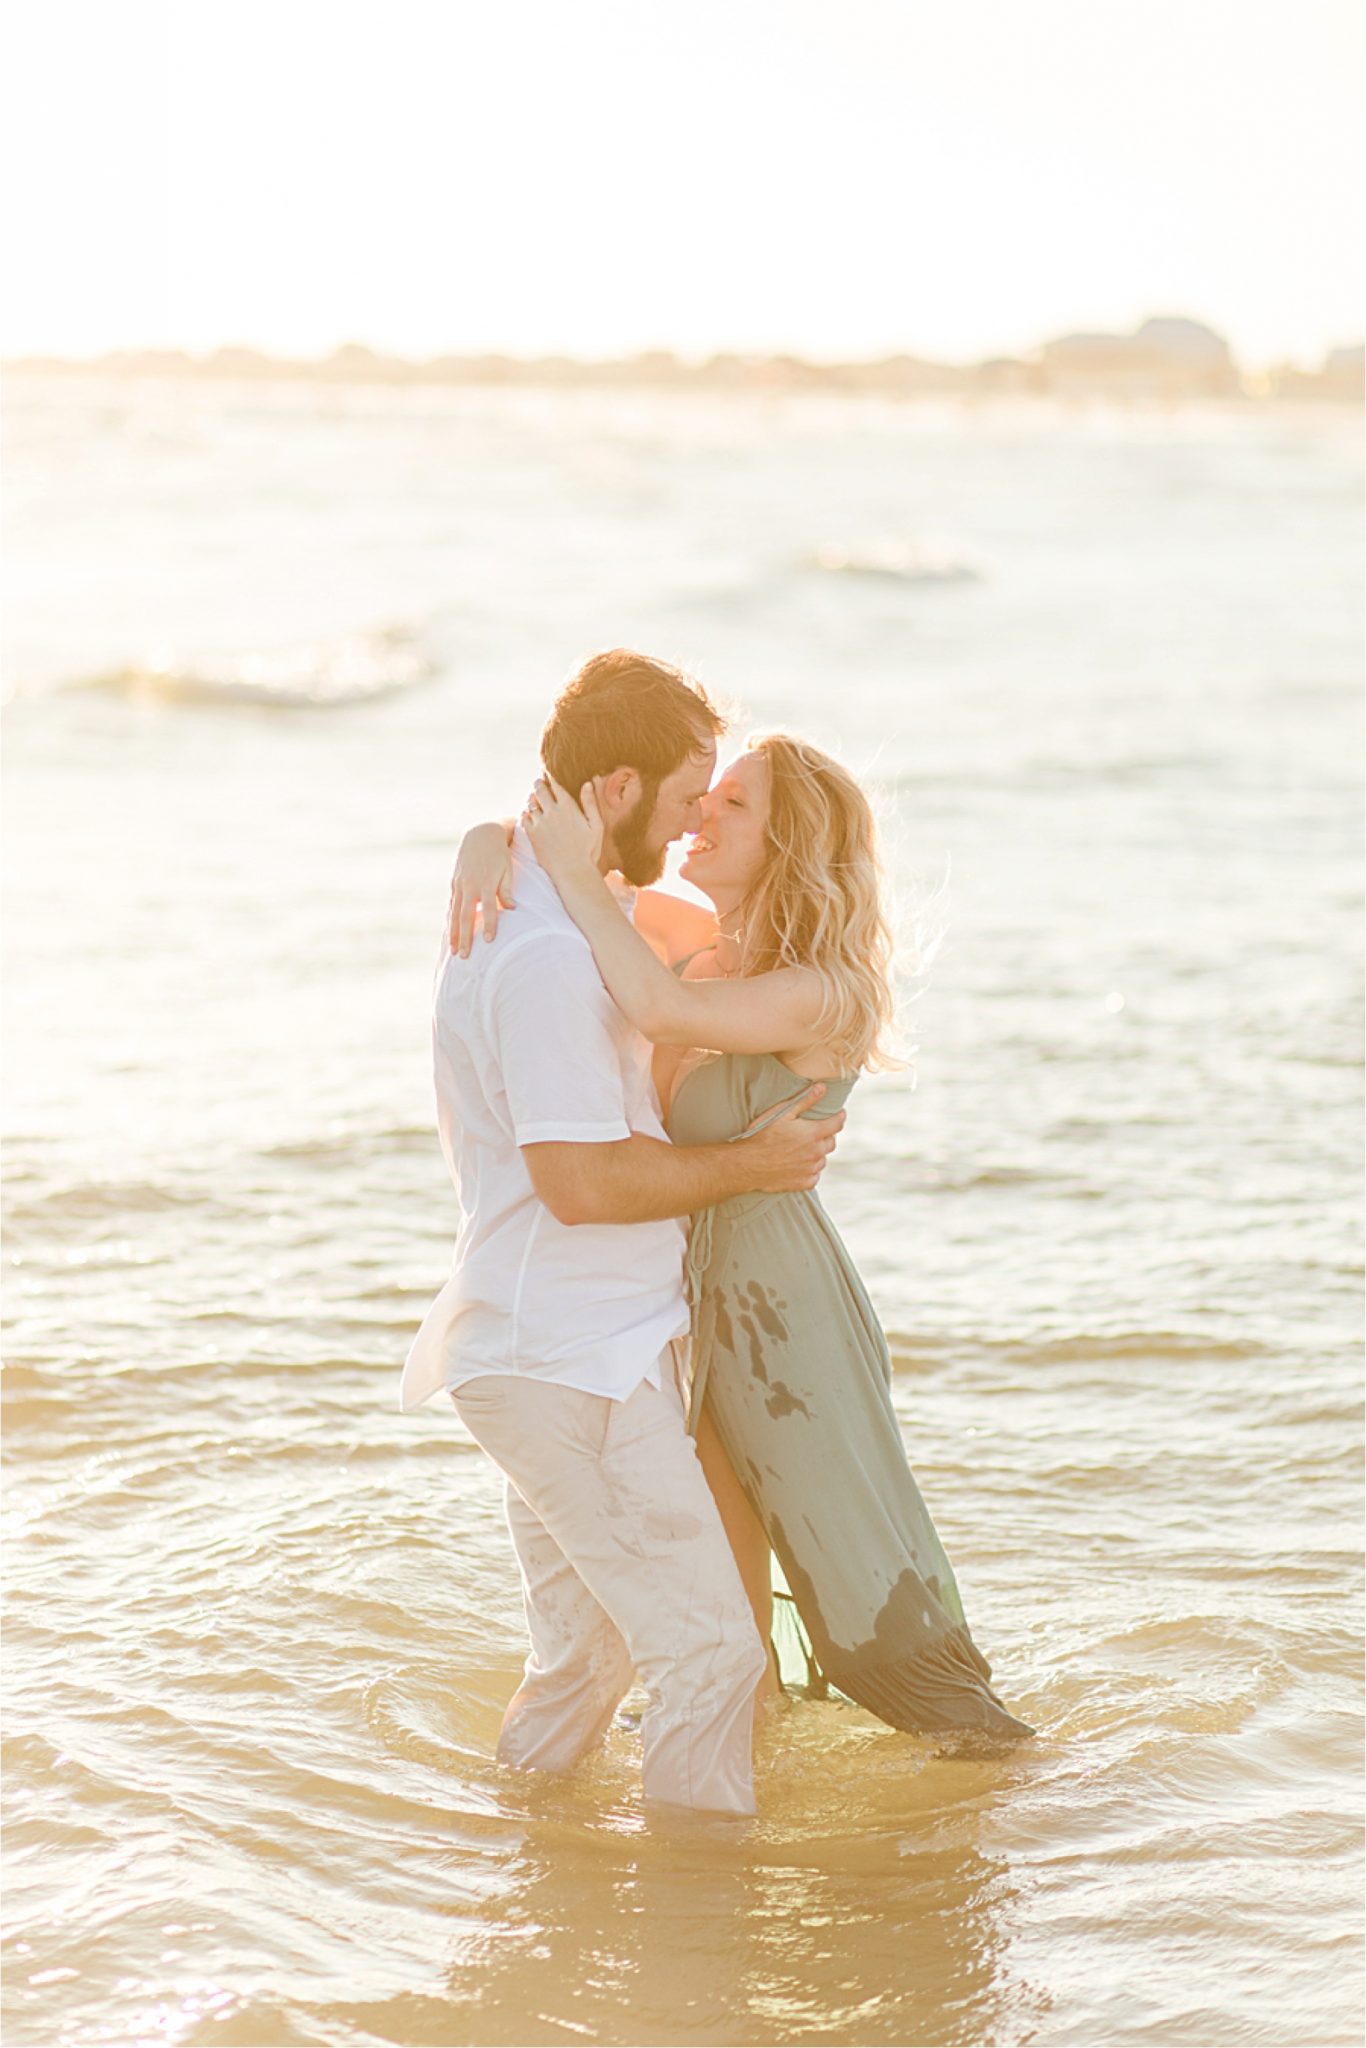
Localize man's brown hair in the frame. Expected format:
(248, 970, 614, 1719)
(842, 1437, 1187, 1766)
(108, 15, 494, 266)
(540, 649, 725, 802)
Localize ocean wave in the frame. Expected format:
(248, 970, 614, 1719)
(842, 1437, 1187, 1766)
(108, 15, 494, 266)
(259, 1124, 435, 1164)
(885, 1329, 1270, 1372)
(807, 538, 985, 584)
(73, 623, 434, 711)
(3, 1177, 208, 1225)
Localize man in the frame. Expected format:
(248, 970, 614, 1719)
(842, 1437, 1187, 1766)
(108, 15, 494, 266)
(400, 649, 843, 1817)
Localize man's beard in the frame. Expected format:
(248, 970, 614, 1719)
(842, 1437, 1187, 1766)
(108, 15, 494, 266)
(611, 785, 668, 886)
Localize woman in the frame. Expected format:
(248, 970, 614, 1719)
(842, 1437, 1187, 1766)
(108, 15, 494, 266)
(453, 736, 1032, 1742)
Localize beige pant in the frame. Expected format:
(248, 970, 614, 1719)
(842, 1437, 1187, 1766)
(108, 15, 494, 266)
(450, 1357, 767, 1816)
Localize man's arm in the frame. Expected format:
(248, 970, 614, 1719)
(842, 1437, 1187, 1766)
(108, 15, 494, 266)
(524, 1085, 843, 1225)
(487, 933, 842, 1226)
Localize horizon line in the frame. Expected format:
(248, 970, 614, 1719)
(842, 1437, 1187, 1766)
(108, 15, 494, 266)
(6, 318, 1363, 405)
(6, 323, 1364, 379)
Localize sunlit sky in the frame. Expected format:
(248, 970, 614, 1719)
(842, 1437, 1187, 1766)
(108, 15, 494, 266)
(4, 0, 1362, 368)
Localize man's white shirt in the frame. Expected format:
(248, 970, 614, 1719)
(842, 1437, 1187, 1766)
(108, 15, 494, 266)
(399, 827, 690, 1411)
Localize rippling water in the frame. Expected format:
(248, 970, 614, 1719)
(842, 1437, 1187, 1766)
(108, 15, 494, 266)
(3, 379, 1362, 2046)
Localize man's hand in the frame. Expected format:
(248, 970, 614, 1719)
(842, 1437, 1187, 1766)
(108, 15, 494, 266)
(734, 1084, 845, 1193)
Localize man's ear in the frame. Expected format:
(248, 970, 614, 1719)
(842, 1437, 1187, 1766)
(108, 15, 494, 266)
(595, 766, 640, 820)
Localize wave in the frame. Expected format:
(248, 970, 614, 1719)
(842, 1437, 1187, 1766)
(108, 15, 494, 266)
(808, 538, 984, 584)
(3, 1177, 207, 1225)
(885, 1329, 1271, 1372)
(259, 1123, 435, 1164)
(73, 622, 434, 711)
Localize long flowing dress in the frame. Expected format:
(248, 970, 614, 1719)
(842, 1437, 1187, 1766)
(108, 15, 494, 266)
(667, 1043, 1033, 1741)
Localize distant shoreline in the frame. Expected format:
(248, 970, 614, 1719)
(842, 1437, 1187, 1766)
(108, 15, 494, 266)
(6, 322, 1363, 407)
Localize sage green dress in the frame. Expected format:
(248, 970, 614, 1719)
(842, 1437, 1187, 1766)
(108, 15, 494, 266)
(668, 1041, 1033, 1741)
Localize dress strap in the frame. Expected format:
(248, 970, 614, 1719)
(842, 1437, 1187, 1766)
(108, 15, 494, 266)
(669, 946, 711, 978)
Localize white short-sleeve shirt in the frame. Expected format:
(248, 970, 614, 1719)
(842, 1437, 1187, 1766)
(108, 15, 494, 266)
(399, 829, 690, 1410)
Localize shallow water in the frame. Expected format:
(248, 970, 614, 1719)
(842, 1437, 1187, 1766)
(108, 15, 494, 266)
(3, 380, 1362, 2046)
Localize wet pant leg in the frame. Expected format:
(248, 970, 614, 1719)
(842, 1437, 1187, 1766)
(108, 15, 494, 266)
(451, 1365, 766, 1816)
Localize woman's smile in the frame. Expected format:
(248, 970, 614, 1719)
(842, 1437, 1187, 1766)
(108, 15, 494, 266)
(679, 753, 771, 887)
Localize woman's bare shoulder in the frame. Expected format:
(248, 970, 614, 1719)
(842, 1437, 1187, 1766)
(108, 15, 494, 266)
(632, 887, 717, 965)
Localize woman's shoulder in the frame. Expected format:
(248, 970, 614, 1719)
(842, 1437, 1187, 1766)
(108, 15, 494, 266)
(631, 887, 716, 966)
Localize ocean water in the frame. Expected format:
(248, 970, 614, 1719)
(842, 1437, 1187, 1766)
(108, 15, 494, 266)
(2, 377, 1362, 2048)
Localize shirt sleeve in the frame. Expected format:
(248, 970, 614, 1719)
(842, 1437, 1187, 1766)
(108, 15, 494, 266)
(485, 933, 634, 1146)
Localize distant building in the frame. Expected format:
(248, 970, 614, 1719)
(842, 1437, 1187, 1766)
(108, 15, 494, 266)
(616, 350, 687, 386)
(99, 349, 194, 378)
(849, 353, 968, 396)
(206, 346, 275, 379)
(1039, 317, 1241, 399)
(1270, 343, 1365, 402)
(973, 355, 1044, 397)
(1132, 315, 1233, 364)
(322, 343, 393, 380)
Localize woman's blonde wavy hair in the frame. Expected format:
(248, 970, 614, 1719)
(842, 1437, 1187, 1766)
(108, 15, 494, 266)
(735, 733, 901, 1074)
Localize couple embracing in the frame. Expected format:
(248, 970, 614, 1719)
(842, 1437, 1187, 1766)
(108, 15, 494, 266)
(400, 648, 1032, 1819)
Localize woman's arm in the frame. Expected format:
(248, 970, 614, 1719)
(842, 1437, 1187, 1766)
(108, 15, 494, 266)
(448, 819, 516, 956)
(446, 816, 715, 965)
(445, 813, 715, 964)
(526, 778, 824, 1055)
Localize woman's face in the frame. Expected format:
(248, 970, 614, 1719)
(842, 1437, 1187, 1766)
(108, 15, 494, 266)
(678, 749, 771, 899)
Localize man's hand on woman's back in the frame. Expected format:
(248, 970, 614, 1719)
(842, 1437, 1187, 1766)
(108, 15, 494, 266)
(735, 1085, 844, 1194)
